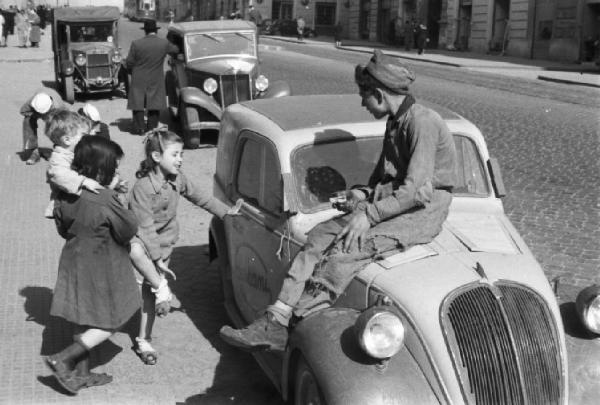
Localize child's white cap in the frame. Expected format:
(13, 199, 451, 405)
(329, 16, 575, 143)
(30, 93, 52, 114)
(82, 103, 101, 122)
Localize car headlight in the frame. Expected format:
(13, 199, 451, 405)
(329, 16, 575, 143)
(112, 53, 122, 63)
(355, 307, 405, 359)
(576, 285, 600, 334)
(255, 75, 269, 92)
(75, 53, 86, 66)
(203, 77, 218, 95)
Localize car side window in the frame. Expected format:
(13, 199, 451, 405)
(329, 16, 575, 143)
(453, 135, 490, 196)
(235, 134, 283, 215)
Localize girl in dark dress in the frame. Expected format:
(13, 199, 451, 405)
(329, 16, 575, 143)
(44, 136, 140, 395)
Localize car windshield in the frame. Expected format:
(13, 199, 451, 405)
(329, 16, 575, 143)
(69, 23, 113, 42)
(185, 31, 256, 60)
(291, 135, 490, 212)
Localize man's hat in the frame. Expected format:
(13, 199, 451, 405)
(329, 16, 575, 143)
(142, 19, 159, 32)
(30, 92, 52, 114)
(355, 49, 415, 94)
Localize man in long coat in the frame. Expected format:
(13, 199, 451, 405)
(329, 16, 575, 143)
(124, 20, 178, 135)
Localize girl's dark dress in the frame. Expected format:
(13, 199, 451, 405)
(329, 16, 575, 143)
(50, 189, 140, 330)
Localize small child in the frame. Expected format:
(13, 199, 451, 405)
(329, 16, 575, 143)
(43, 110, 103, 218)
(45, 136, 139, 394)
(78, 103, 111, 140)
(129, 128, 240, 365)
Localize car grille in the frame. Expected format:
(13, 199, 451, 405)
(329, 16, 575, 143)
(86, 54, 111, 78)
(217, 74, 251, 107)
(442, 283, 563, 405)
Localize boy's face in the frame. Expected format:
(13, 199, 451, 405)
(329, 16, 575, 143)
(60, 127, 88, 151)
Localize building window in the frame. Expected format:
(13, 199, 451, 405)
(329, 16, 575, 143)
(315, 3, 336, 26)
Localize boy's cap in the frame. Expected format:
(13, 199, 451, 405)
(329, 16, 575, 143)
(355, 49, 415, 93)
(82, 103, 101, 122)
(30, 92, 52, 114)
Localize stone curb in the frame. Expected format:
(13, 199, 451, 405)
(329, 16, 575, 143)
(538, 75, 600, 89)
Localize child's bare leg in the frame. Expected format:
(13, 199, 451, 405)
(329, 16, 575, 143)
(130, 242, 162, 288)
(139, 283, 156, 340)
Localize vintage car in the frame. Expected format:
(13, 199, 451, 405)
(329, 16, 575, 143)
(51, 6, 126, 103)
(209, 95, 569, 404)
(164, 20, 291, 148)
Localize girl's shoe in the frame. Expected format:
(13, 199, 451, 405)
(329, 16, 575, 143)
(134, 337, 157, 365)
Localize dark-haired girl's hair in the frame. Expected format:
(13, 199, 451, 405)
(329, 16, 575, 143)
(72, 136, 124, 186)
(136, 129, 183, 179)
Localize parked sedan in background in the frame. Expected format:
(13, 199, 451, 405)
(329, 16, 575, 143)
(261, 19, 317, 38)
(209, 94, 568, 405)
(164, 20, 291, 148)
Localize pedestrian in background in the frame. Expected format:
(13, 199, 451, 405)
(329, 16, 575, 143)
(403, 20, 414, 51)
(1, 6, 15, 47)
(16, 9, 30, 48)
(297, 17, 305, 41)
(416, 22, 428, 55)
(128, 129, 237, 365)
(248, 5, 262, 26)
(124, 19, 179, 135)
(334, 21, 343, 47)
(20, 88, 65, 165)
(44, 136, 139, 395)
(28, 8, 40, 47)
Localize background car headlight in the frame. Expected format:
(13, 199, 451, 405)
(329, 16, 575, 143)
(203, 78, 218, 95)
(576, 285, 600, 334)
(255, 75, 269, 92)
(355, 307, 405, 359)
(74, 54, 86, 66)
(111, 53, 122, 63)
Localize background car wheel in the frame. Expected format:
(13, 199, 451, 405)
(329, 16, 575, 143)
(62, 76, 75, 104)
(182, 104, 201, 149)
(294, 355, 326, 405)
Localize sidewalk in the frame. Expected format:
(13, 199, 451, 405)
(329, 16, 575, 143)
(263, 35, 600, 89)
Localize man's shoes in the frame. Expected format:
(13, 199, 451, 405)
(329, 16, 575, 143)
(219, 312, 288, 352)
(25, 149, 40, 165)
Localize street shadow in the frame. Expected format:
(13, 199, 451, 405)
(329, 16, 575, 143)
(168, 245, 282, 405)
(16, 147, 53, 162)
(19, 286, 125, 371)
(111, 117, 137, 135)
(41, 80, 59, 91)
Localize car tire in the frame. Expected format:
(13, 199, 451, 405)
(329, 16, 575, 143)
(182, 104, 201, 149)
(294, 355, 326, 405)
(62, 76, 75, 104)
(165, 71, 178, 119)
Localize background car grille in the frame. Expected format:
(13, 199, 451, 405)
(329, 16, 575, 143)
(442, 283, 563, 405)
(218, 74, 251, 107)
(86, 54, 111, 79)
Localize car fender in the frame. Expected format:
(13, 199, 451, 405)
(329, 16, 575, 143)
(60, 60, 75, 76)
(180, 86, 222, 119)
(256, 80, 291, 99)
(284, 307, 440, 405)
(209, 216, 228, 264)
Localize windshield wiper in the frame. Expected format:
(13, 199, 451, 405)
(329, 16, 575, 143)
(235, 32, 251, 41)
(202, 33, 223, 42)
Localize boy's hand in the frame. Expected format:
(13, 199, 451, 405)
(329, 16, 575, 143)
(82, 178, 103, 194)
(156, 260, 177, 280)
(115, 179, 129, 194)
(226, 198, 244, 216)
(151, 278, 173, 318)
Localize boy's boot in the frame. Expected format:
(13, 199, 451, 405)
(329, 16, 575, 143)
(44, 339, 89, 394)
(73, 352, 113, 388)
(219, 312, 288, 352)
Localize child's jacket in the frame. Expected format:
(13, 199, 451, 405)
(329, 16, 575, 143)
(129, 170, 229, 261)
(50, 189, 140, 329)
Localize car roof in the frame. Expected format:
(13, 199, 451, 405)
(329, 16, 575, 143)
(239, 94, 462, 132)
(53, 6, 121, 22)
(168, 20, 256, 35)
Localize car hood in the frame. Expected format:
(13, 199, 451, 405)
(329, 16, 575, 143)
(69, 43, 116, 53)
(357, 212, 564, 402)
(185, 57, 257, 75)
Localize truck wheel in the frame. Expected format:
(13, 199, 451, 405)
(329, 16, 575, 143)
(294, 355, 326, 405)
(182, 104, 201, 149)
(63, 76, 75, 104)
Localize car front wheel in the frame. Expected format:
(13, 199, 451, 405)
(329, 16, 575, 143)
(62, 76, 75, 104)
(294, 355, 326, 405)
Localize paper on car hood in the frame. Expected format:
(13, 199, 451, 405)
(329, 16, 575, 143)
(445, 213, 521, 254)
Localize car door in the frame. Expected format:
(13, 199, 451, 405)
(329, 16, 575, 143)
(225, 132, 297, 324)
(166, 31, 186, 109)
